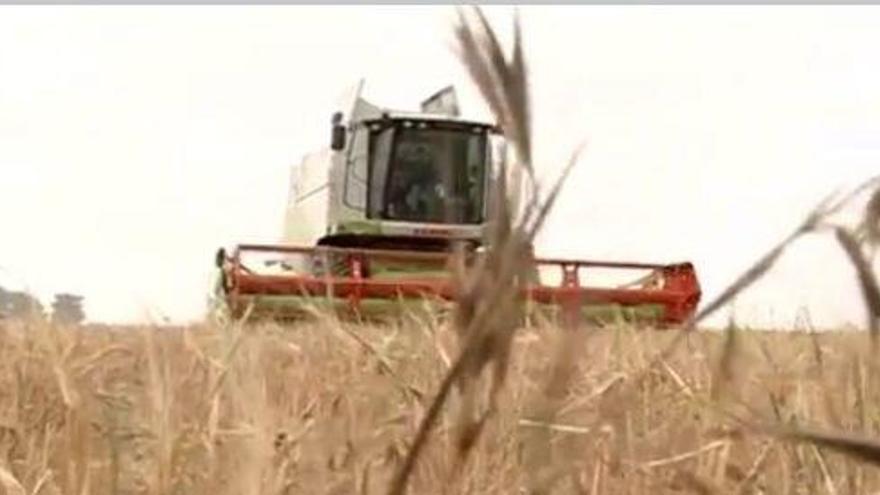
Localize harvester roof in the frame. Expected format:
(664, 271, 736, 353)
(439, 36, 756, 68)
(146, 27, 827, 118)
(375, 110, 496, 130)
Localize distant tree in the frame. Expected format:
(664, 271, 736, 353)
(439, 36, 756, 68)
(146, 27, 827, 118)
(0, 289, 44, 319)
(0, 286, 6, 320)
(51, 293, 85, 325)
(0, 285, 45, 320)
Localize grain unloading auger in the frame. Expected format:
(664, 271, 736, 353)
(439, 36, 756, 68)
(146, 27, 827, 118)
(212, 84, 701, 327)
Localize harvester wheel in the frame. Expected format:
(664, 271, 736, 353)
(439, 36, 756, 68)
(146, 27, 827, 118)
(215, 248, 227, 268)
(208, 266, 233, 326)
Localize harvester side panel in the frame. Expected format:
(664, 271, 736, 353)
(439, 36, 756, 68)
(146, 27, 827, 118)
(283, 149, 335, 247)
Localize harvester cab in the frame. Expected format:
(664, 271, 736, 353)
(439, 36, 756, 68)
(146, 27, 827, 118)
(213, 83, 701, 326)
(282, 83, 498, 258)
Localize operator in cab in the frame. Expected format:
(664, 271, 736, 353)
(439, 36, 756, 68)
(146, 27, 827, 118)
(386, 140, 446, 221)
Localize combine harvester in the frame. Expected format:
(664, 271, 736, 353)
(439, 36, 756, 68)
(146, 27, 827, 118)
(213, 84, 701, 327)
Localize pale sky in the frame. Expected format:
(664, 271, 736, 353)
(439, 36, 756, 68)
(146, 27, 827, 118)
(1, 5, 878, 328)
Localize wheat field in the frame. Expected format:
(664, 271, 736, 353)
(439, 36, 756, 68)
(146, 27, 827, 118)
(2, 317, 880, 494)
(2, 6, 878, 495)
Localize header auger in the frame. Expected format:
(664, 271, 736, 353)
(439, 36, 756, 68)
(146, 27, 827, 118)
(211, 83, 701, 327)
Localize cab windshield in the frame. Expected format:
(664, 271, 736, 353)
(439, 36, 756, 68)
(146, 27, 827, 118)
(368, 121, 488, 225)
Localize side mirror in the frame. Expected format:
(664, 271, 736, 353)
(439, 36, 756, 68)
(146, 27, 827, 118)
(330, 111, 346, 151)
